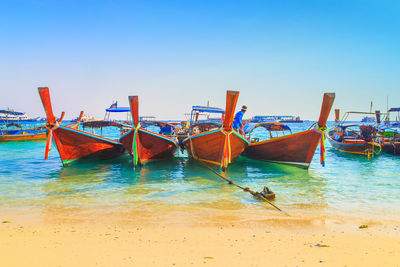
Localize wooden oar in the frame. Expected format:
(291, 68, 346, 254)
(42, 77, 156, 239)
(199, 161, 290, 216)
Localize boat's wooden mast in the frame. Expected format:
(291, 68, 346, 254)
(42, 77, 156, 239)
(317, 93, 335, 127)
(129, 96, 139, 128)
(335, 109, 340, 123)
(38, 87, 56, 124)
(222, 90, 240, 131)
(77, 111, 84, 123)
(58, 112, 65, 124)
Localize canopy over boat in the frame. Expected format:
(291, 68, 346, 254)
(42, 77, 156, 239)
(389, 108, 400, 112)
(104, 101, 131, 120)
(105, 101, 130, 112)
(189, 106, 225, 125)
(105, 107, 131, 112)
(191, 106, 225, 114)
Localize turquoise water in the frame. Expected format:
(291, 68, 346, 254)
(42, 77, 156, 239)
(0, 122, 399, 220)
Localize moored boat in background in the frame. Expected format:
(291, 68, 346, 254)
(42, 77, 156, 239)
(375, 109, 400, 155)
(0, 122, 47, 142)
(0, 109, 45, 124)
(182, 90, 249, 171)
(119, 96, 179, 166)
(376, 129, 400, 155)
(38, 87, 126, 166)
(326, 110, 381, 157)
(242, 93, 335, 169)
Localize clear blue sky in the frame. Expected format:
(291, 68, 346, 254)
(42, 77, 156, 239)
(1, 0, 399, 120)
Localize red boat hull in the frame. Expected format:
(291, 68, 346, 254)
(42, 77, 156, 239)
(52, 126, 126, 166)
(183, 129, 248, 168)
(119, 128, 178, 165)
(242, 93, 335, 169)
(243, 130, 321, 169)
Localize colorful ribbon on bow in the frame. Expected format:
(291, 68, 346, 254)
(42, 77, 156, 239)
(132, 123, 141, 166)
(44, 122, 59, 160)
(313, 125, 327, 167)
(221, 131, 232, 170)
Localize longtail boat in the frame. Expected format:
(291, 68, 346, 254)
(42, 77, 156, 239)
(375, 108, 400, 155)
(0, 123, 47, 142)
(181, 90, 249, 171)
(242, 93, 335, 169)
(38, 87, 126, 166)
(326, 110, 381, 157)
(376, 130, 400, 155)
(119, 96, 179, 166)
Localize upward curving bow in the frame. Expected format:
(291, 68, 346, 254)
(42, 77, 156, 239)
(119, 95, 179, 167)
(38, 87, 126, 166)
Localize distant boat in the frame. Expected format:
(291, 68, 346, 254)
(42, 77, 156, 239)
(278, 116, 303, 123)
(0, 122, 46, 142)
(0, 109, 44, 123)
(250, 115, 303, 123)
(250, 116, 277, 123)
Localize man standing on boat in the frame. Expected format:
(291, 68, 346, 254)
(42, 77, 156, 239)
(232, 105, 247, 135)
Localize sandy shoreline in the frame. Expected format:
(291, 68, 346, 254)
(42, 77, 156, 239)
(1, 206, 399, 266)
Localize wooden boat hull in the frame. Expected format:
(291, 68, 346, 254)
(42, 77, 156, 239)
(380, 142, 400, 155)
(182, 129, 248, 168)
(326, 128, 381, 156)
(242, 93, 335, 169)
(119, 128, 178, 165)
(51, 126, 126, 166)
(0, 132, 46, 142)
(242, 129, 321, 169)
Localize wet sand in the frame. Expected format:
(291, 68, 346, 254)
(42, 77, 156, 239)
(1, 206, 399, 266)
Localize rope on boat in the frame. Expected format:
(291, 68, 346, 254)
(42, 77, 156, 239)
(132, 123, 141, 166)
(199, 161, 290, 216)
(313, 125, 327, 167)
(220, 130, 232, 171)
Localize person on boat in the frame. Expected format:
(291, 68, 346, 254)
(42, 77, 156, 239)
(333, 127, 343, 142)
(232, 105, 247, 134)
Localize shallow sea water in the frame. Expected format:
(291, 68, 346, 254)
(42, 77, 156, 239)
(0, 121, 399, 220)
